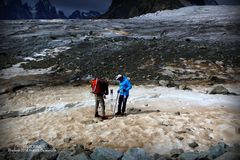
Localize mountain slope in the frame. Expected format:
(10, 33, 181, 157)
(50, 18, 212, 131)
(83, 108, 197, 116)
(34, 0, 58, 19)
(0, 0, 100, 20)
(0, 0, 32, 19)
(102, 0, 184, 19)
(102, 0, 218, 19)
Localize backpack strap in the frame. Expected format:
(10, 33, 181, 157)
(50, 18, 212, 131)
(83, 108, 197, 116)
(92, 78, 98, 93)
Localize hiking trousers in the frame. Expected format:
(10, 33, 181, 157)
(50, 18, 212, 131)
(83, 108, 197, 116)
(117, 95, 129, 114)
(95, 94, 105, 116)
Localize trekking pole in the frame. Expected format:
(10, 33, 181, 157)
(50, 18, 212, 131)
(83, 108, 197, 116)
(110, 89, 113, 112)
(113, 92, 119, 115)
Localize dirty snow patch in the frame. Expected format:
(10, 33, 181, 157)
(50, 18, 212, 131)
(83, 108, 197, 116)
(0, 62, 55, 79)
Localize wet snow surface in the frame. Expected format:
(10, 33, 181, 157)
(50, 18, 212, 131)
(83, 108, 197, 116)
(0, 85, 239, 154)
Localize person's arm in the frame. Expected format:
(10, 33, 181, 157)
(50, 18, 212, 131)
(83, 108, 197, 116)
(123, 80, 132, 92)
(126, 80, 132, 91)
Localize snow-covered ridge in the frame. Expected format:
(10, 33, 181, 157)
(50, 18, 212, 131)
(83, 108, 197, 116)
(132, 5, 240, 23)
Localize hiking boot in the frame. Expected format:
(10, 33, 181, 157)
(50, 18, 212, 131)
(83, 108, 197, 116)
(101, 116, 108, 120)
(95, 114, 101, 118)
(121, 112, 126, 116)
(115, 112, 121, 116)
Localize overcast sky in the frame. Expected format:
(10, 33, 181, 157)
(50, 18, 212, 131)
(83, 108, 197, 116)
(22, 0, 112, 16)
(22, 0, 240, 16)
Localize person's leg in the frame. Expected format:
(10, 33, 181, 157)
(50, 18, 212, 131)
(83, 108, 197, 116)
(117, 95, 124, 115)
(122, 95, 129, 114)
(99, 95, 105, 117)
(95, 95, 100, 117)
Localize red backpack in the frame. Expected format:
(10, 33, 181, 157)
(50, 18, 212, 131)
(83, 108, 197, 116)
(91, 78, 109, 95)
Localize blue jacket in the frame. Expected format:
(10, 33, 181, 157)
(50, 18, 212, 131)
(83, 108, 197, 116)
(118, 76, 132, 96)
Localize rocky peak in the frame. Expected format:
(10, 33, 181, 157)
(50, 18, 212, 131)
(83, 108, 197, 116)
(69, 10, 81, 19)
(0, 0, 32, 19)
(58, 10, 67, 19)
(35, 0, 58, 19)
(69, 10, 100, 19)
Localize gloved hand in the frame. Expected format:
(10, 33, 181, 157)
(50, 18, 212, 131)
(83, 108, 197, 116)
(117, 90, 120, 93)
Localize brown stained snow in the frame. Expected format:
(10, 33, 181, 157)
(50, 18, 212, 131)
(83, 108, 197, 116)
(0, 85, 239, 154)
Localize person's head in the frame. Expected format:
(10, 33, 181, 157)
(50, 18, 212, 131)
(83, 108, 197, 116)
(116, 74, 123, 82)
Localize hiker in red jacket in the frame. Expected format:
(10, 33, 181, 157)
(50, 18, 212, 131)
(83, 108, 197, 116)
(90, 78, 109, 118)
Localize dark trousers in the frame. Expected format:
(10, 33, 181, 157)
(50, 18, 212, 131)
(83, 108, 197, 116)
(118, 95, 129, 113)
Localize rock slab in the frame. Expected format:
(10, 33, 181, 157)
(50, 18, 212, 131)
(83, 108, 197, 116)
(90, 147, 123, 160)
(122, 148, 151, 160)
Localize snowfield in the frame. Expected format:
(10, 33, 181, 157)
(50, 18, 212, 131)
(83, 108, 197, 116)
(133, 5, 240, 23)
(0, 85, 239, 154)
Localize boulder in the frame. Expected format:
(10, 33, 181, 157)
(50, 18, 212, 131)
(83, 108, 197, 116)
(152, 153, 172, 160)
(179, 85, 192, 91)
(215, 152, 240, 160)
(90, 147, 123, 160)
(158, 80, 168, 87)
(188, 142, 199, 148)
(0, 152, 6, 160)
(70, 144, 85, 156)
(25, 139, 58, 160)
(170, 148, 184, 157)
(226, 144, 240, 153)
(74, 153, 91, 160)
(209, 76, 226, 83)
(0, 110, 19, 119)
(209, 86, 230, 95)
(57, 151, 90, 160)
(175, 112, 181, 116)
(179, 152, 208, 160)
(179, 152, 200, 160)
(207, 142, 228, 159)
(122, 148, 150, 160)
(1, 145, 27, 160)
(57, 151, 72, 160)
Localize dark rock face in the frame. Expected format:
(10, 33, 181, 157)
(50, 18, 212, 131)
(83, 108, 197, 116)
(69, 10, 100, 19)
(0, 0, 32, 19)
(69, 10, 82, 19)
(58, 10, 67, 19)
(102, 0, 184, 19)
(35, 0, 59, 19)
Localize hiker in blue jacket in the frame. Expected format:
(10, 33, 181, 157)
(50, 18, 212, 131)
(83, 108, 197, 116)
(115, 74, 132, 116)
